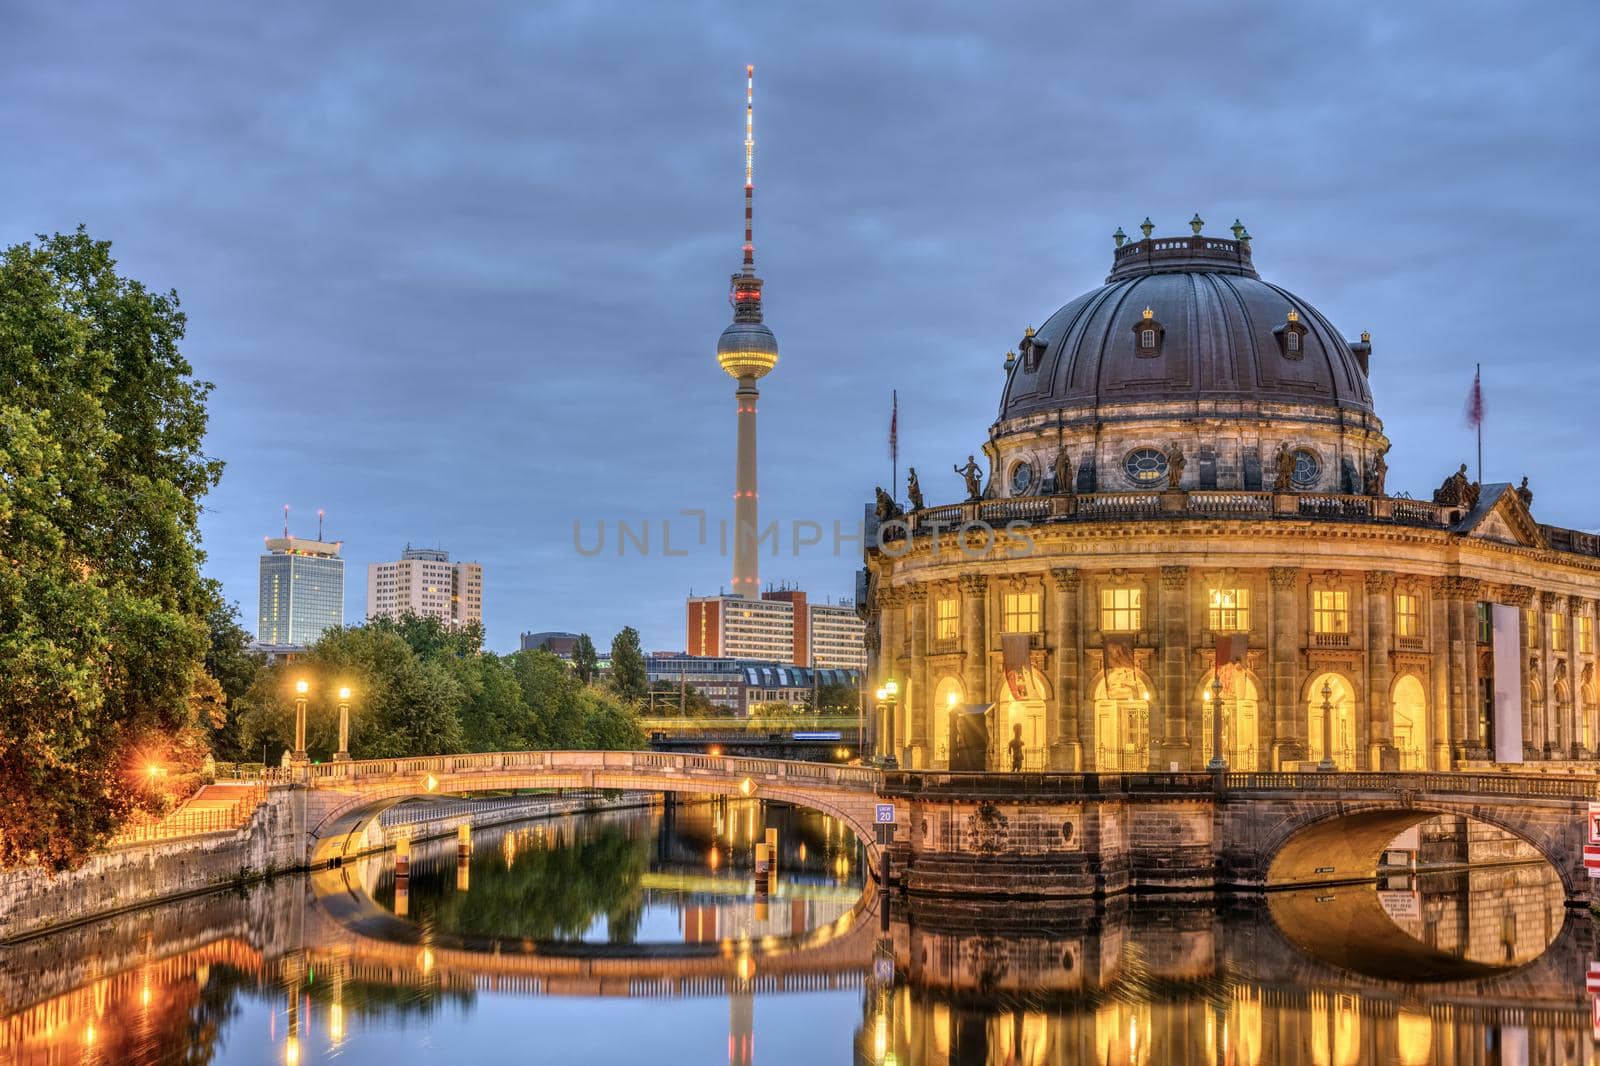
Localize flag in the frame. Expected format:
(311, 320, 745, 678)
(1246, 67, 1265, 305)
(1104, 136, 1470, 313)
(1102, 636, 1136, 696)
(1465, 367, 1484, 429)
(1002, 633, 1032, 700)
(888, 390, 898, 465)
(1215, 634, 1248, 698)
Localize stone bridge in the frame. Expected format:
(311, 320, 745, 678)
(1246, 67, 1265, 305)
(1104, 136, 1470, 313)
(267, 751, 1600, 902)
(276, 750, 884, 870)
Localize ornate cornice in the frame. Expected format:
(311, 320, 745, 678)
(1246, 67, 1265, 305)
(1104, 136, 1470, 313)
(1364, 570, 1396, 592)
(1049, 566, 1080, 591)
(1160, 565, 1189, 590)
(1269, 566, 1300, 591)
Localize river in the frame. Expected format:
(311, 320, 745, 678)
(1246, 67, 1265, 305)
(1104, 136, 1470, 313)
(0, 798, 1591, 1065)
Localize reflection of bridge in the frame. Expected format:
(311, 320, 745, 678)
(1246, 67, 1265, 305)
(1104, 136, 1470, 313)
(263, 751, 1600, 903)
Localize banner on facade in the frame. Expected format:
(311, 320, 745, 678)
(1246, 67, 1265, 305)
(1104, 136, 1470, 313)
(1102, 636, 1136, 696)
(1002, 632, 1032, 700)
(1215, 634, 1248, 698)
(1491, 603, 1524, 764)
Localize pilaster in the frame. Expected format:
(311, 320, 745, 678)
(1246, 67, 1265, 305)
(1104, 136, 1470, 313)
(958, 574, 988, 763)
(1159, 565, 1191, 769)
(1364, 570, 1395, 769)
(906, 586, 929, 768)
(1268, 566, 1302, 767)
(1050, 567, 1082, 770)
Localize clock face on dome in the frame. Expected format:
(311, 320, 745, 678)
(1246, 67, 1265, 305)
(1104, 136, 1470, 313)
(1011, 462, 1034, 493)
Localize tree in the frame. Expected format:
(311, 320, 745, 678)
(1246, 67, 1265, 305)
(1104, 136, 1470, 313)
(366, 611, 483, 660)
(0, 229, 222, 869)
(202, 588, 263, 761)
(608, 627, 647, 704)
(572, 633, 599, 684)
(812, 680, 859, 715)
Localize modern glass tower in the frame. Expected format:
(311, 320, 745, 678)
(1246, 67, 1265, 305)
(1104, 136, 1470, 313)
(257, 535, 345, 646)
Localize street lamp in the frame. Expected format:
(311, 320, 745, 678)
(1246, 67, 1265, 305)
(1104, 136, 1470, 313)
(334, 686, 352, 761)
(1206, 673, 1228, 772)
(292, 679, 309, 763)
(1318, 678, 1337, 771)
(875, 679, 899, 769)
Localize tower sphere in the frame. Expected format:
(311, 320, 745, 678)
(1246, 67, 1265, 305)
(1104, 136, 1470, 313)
(717, 319, 779, 380)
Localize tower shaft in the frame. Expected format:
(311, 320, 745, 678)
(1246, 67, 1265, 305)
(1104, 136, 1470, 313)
(732, 378, 760, 598)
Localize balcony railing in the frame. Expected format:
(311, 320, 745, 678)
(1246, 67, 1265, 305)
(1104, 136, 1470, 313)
(1312, 632, 1352, 649)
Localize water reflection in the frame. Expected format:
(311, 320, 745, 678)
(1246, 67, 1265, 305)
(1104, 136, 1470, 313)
(0, 799, 1593, 1066)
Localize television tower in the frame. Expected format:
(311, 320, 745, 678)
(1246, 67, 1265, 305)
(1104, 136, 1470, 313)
(716, 64, 778, 599)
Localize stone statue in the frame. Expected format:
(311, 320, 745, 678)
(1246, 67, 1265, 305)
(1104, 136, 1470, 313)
(1517, 476, 1533, 509)
(1273, 443, 1296, 492)
(1366, 450, 1388, 497)
(1433, 464, 1474, 507)
(1052, 445, 1073, 496)
(1167, 443, 1186, 489)
(955, 455, 983, 501)
(874, 486, 902, 521)
(907, 467, 924, 511)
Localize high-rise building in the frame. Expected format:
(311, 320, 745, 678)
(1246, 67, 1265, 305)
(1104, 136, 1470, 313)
(686, 588, 865, 669)
(715, 65, 778, 600)
(258, 530, 344, 647)
(367, 546, 482, 629)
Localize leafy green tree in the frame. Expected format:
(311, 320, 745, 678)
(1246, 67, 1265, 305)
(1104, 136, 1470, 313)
(572, 633, 599, 684)
(366, 611, 483, 660)
(454, 652, 524, 753)
(235, 627, 465, 760)
(201, 588, 263, 761)
(608, 626, 647, 704)
(0, 229, 221, 869)
(646, 679, 716, 717)
(812, 680, 859, 715)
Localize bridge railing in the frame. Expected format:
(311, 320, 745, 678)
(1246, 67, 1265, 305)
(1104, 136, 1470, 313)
(1222, 770, 1600, 799)
(289, 750, 880, 792)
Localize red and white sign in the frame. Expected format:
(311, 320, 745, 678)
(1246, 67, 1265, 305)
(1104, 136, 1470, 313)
(1591, 993, 1600, 1041)
(1588, 804, 1600, 845)
(1584, 844, 1600, 879)
(1586, 962, 1600, 994)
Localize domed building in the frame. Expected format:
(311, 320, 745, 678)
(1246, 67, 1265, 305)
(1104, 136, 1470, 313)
(863, 221, 1600, 774)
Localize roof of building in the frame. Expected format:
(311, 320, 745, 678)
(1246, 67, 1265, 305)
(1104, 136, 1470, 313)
(998, 231, 1374, 423)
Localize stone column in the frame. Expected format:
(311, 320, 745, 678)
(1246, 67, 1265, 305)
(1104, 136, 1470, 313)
(1429, 585, 1453, 768)
(958, 574, 988, 764)
(1050, 567, 1082, 770)
(1268, 566, 1302, 768)
(906, 585, 929, 768)
(1541, 590, 1560, 757)
(1364, 570, 1395, 770)
(1568, 595, 1584, 757)
(1441, 579, 1468, 762)
(1460, 579, 1481, 752)
(862, 620, 881, 758)
(877, 587, 903, 764)
(1159, 565, 1191, 770)
(1507, 586, 1536, 757)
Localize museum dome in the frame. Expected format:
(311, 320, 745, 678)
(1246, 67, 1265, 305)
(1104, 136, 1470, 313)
(998, 227, 1374, 425)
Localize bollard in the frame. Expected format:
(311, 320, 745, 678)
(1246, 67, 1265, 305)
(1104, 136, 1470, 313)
(457, 822, 472, 860)
(764, 827, 778, 882)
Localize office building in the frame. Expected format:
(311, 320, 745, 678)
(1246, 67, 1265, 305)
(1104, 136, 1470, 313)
(367, 546, 482, 628)
(258, 533, 344, 647)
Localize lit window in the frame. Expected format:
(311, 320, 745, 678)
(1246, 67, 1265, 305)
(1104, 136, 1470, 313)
(936, 597, 959, 641)
(1312, 590, 1348, 634)
(1100, 588, 1142, 632)
(1395, 593, 1421, 638)
(1524, 607, 1537, 645)
(1002, 592, 1041, 634)
(1208, 588, 1250, 632)
(1580, 615, 1593, 654)
(1553, 613, 1569, 653)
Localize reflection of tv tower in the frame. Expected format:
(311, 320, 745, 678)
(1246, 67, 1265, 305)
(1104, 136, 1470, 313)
(715, 64, 779, 600)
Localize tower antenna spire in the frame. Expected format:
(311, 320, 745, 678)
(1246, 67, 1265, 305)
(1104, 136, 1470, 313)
(282, 504, 289, 539)
(743, 64, 755, 274)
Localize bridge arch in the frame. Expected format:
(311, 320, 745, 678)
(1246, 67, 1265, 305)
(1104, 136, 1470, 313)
(297, 752, 883, 870)
(1261, 801, 1574, 899)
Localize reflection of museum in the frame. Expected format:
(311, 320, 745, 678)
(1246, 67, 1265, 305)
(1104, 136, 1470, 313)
(863, 223, 1600, 772)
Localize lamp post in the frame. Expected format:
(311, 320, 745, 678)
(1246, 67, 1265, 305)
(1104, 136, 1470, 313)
(334, 686, 352, 761)
(1206, 673, 1227, 772)
(1318, 678, 1337, 771)
(292, 679, 309, 763)
(875, 679, 899, 769)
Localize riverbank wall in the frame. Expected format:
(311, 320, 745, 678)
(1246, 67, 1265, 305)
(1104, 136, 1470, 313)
(0, 789, 649, 943)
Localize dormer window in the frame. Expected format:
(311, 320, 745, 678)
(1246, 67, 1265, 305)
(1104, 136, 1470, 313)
(1132, 307, 1164, 358)
(1274, 309, 1308, 360)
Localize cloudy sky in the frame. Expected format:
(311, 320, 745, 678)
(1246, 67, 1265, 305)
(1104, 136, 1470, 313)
(4, 2, 1597, 654)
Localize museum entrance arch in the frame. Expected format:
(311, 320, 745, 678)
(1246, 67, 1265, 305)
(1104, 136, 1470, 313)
(1306, 672, 1357, 769)
(1093, 670, 1152, 771)
(1391, 675, 1428, 769)
(993, 669, 1049, 770)
(1197, 670, 1261, 770)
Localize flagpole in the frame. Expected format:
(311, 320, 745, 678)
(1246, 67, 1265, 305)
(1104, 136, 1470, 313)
(890, 389, 898, 506)
(1475, 362, 1482, 486)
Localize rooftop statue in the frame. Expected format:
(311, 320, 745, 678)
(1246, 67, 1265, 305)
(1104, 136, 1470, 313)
(907, 467, 924, 511)
(955, 455, 983, 502)
(1053, 446, 1073, 496)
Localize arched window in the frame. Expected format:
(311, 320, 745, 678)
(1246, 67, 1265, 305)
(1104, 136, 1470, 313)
(1140, 328, 1156, 348)
(1286, 331, 1300, 353)
(1392, 675, 1428, 770)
